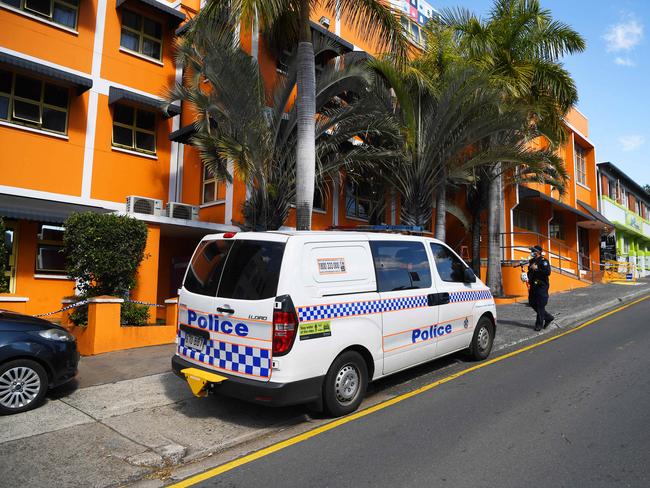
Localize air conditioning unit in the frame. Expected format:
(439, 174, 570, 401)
(125, 196, 163, 216)
(166, 202, 199, 220)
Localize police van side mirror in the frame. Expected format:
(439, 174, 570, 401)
(463, 267, 477, 283)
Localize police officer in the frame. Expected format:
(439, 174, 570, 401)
(528, 245, 554, 331)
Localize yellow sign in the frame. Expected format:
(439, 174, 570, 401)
(300, 321, 331, 340)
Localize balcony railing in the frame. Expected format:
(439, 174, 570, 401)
(470, 231, 597, 283)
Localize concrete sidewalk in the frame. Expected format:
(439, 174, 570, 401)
(1, 279, 648, 488)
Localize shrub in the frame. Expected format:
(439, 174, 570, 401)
(63, 212, 149, 325)
(120, 301, 150, 326)
(64, 212, 148, 297)
(0, 217, 8, 293)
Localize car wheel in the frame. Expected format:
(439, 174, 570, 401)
(468, 316, 494, 361)
(323, 351, 368, 417)
(0, 359, 49, 415)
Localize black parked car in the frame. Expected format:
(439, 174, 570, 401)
(0, 310, 79, 415)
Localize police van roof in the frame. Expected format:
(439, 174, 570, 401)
(200, 229, 446, 245)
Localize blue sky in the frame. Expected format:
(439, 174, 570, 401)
(431, 0, 649, 187)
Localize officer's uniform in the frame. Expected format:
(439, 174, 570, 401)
(529, 255, 554, 331)
(527, 257, 534, 306)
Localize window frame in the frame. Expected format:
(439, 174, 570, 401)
(513, 207, 538, 233)
(119, 9, 163, 62)
(549, 212, 566, 241)
(345, 179, 376, 221)
(313, 185, 327, 213)
(111, 103, 157, 155)
(429, 242, 468, 283)
(201, 163, 226, 204)
(369, 240, 433, 292)
(2, 0, 79, 30)
(574, 144, 587, 186)
(608, 178, 617, 200)
(35, 223, 67, 274)
(400, 15, 425, 48)
(0, 69, 70, 135)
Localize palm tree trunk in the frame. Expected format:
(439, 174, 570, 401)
(295, 1, 315, 230)
(434, 184, 446, 240)
(486, 163, 504, 296)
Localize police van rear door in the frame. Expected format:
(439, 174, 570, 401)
(178, 233, 287, 382)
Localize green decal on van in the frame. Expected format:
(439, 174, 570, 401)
(300, 321, 331, 340)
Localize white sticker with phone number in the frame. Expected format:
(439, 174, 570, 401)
(317, 257, 346, 274)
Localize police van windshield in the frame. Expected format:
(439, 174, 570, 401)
(184, 239, 285, 300)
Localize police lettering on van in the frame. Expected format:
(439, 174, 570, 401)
(172, 229, 497, 417)
(187, 310, 249, 337)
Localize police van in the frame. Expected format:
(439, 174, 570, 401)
(172, 230, 496, 416)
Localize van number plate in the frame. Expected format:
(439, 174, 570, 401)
(185, 333, 205, 351)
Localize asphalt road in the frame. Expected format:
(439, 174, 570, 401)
(189, 297, 650, 488)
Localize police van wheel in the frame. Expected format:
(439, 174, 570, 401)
(323, 351, 368, 417)
(468, 316, 494, 361)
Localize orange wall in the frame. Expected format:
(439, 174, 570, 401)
(131, 224, 160, 321)
(501, 265, 590, 298)
(11, 220, 75, 317)
(0, 2, 95, 73)
(90, 94, 172, 203)
(100, 3, 177, 96)
(0, 92, 87, 195)
(565, 107, 589, 138)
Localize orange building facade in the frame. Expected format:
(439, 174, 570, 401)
(496, 108, 611, 298)
(1, 0, 608, 321)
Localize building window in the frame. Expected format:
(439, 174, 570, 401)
(202, 163, 226, 204)
(1, 0, 79, 29)
(313, 186, 326, 212)
(608, 178, 617, 200)
(575, 145, 587, 185)
(549, 212, 565, 240)
(36, 224, 66, 274)
(513, 207, 538, 233)
(276, 49, 292, 75)
(400, 15, 425, 47)
(112, 103, 156, 154)
(120, 9, 162, 61)
(0, 69, 69, 134)
(346, 179, 377, 220)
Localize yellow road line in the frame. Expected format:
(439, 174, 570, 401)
(170, 294, 650, 487)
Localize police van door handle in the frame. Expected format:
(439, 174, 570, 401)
(427, 293, 450, 306)
(217, 306, 235, 314)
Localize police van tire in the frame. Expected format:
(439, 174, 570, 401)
(468, 316, 494, 361)
(323, 351, 368, 417)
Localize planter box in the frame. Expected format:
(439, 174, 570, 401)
(64, 296, 178, 356)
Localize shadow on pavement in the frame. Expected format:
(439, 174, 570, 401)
(160, 370, 311, 428)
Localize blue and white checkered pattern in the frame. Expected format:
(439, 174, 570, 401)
(178, 331, 271, 378)
(297, 295, 428, 323)
(449, 289, 493, 303)
(297, 290, 492, 322)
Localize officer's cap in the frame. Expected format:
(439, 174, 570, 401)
(530, 245, 543, 253)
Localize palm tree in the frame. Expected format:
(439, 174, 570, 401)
(440, 0, 585, 296)
(166, 33, 401, 230)
(184, 0, 407, 230)
(369, 62, 565, 232)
